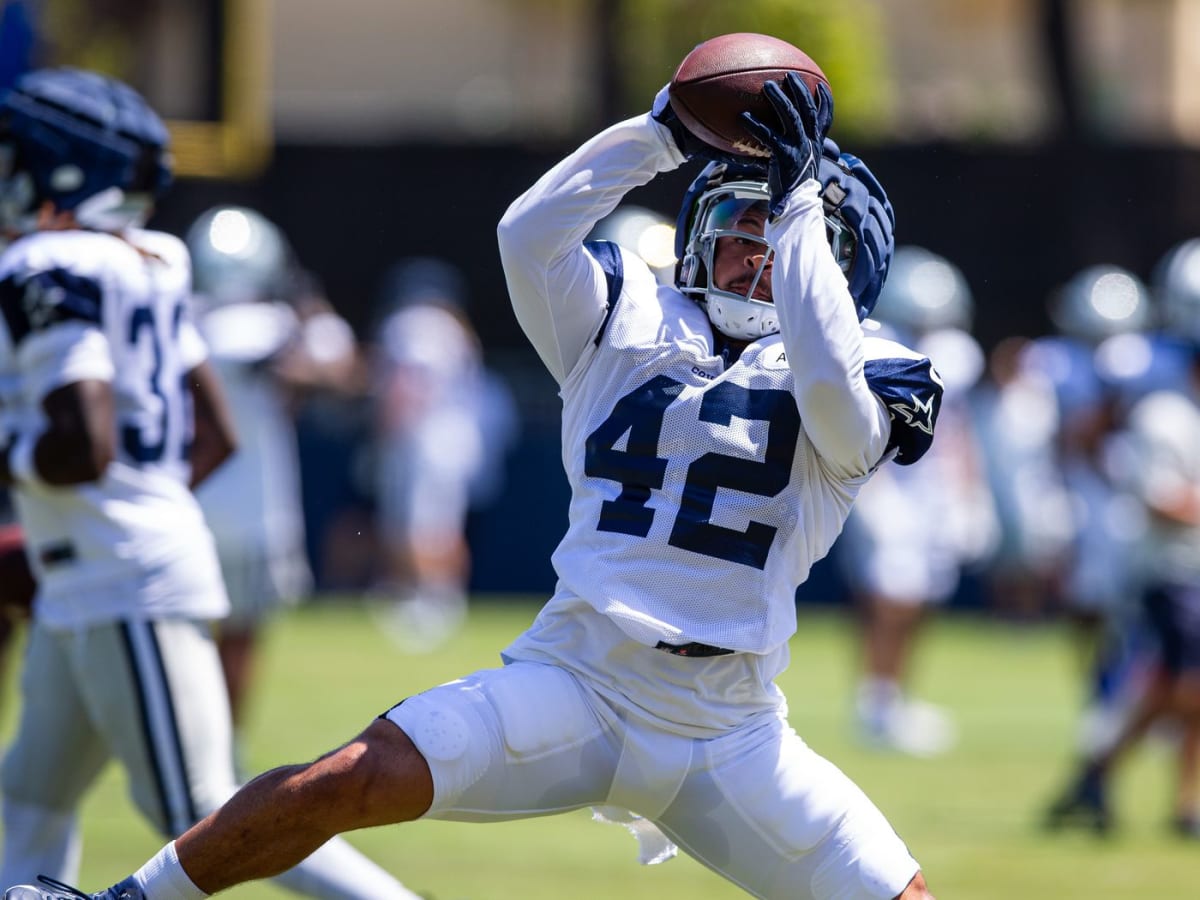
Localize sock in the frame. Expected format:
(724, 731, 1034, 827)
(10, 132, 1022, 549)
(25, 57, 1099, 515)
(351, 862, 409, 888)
(857, 677, 902, 721)
(132, 842, 208, 900)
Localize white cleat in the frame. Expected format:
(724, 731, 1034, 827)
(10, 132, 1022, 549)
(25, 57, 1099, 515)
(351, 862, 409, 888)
(858, 696, 958, 758)
(3, 877, 142, 900)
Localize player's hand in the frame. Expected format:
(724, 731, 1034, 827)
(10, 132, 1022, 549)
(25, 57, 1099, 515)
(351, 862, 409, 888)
(818, 148, 896, 320)
(740, 73, 834, 216)
(651, 84, 734, 163)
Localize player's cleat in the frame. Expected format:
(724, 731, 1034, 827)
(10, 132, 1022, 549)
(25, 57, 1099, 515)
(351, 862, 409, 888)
(1045, 766, 1112, 835)
(4, 876, 143, 900)
(1171, 814, 1200, 840)
(856, 695, 957, 758)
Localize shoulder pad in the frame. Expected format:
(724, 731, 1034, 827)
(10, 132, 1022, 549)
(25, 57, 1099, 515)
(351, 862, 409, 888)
(0, 266, 103, 348)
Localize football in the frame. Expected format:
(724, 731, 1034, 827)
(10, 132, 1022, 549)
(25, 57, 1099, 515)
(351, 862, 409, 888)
(668, 32, 830, 158)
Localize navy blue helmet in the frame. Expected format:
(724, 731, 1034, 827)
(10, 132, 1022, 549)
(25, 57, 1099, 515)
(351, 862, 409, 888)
(0, 67, 171, 232)
(674, 148, 894, 340)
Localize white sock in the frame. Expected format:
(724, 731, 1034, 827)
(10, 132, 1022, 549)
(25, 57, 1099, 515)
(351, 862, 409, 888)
(133, 842, 208, 900)
(859, 677, 901, 706)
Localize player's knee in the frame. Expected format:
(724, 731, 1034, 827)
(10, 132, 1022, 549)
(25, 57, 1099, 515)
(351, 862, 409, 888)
(302, 718, 434, 829)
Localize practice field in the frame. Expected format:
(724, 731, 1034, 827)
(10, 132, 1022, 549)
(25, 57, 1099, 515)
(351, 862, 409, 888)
(0, 600, 1194, 899)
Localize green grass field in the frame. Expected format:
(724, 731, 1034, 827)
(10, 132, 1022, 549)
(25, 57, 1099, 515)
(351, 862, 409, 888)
(1, 600, 1194, 899)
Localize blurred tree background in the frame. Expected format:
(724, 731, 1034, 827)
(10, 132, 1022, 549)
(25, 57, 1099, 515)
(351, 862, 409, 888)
(599, 0, 890, 140)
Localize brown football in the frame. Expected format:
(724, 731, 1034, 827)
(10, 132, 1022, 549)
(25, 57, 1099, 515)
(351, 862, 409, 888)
(668, 33, 830, 158)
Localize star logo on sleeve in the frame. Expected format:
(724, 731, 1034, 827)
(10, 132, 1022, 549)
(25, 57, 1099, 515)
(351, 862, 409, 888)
(888, 392, 936, 435)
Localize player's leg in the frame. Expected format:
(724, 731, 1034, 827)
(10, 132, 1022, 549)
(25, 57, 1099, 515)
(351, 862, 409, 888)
(1169, 614, 1200, 834)
(81, 660, 616, 899)
(656, 715, 929, 900)
(80, 618, 423, 899)
(215, 544, 309, 734)
(0, 624, 110, 886)
(168, 717, 434, 894)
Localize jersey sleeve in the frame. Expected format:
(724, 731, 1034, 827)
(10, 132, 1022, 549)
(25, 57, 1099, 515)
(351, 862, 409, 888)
(497, 114, 686, 384)
(764, 182, 892, 476)
(863, 337, 944, 465)
(0, 266, 115, 399)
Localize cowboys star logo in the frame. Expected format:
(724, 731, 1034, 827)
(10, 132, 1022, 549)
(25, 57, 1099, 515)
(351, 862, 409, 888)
(888, 392, 936, 436)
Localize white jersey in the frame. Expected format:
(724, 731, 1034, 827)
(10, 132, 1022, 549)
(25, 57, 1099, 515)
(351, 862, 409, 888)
(0, 228, 227, 627)
(1124, 384, 1200, 585)
(376, 303, 487, 489)
(497, 114, 941, 732)
(193, 300, 307, 562)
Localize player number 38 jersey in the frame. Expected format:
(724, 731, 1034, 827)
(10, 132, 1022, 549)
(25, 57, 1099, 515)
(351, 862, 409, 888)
(0, 228, 227, 626)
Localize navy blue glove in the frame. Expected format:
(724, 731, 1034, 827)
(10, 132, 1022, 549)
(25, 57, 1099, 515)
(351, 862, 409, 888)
(739, 73, 834, 217)
(651, 84, 742, 164)
(818, 148, 896, 321)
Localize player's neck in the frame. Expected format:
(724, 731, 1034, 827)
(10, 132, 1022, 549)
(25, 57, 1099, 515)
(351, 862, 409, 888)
(715, 332, 749, 366)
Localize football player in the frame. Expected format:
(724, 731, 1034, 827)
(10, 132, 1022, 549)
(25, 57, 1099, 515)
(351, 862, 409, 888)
(0, 68, 420, 898)
(186, 205, 357, 732)
(838, 246, 996, 756)
(10, 73, 938, 900)
(1046, 242, 1200, 838)
(369, 257, 517, 652)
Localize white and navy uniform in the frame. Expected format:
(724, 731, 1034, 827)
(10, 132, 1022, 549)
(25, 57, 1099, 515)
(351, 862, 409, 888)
(193, 298, 315, 626)
(0, 228, 236, 884)
(386, 114, 941, 899)
(0, 230, 418, 899)
(374, 302, 488, 542)
(1123, 379, 1200, 674)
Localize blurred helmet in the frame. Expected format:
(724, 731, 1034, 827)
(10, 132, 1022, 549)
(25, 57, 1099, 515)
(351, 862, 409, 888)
(589, 204, 676, 285)
(675, 159, 861, 342)
(186, 205, 291, 305)
(0, 67, 172, 233)
(374, 257, 467, 319)
(872, 246, 972, 334)
(1050, 264, 1150, 343)
(1153, 238, 1200, 344)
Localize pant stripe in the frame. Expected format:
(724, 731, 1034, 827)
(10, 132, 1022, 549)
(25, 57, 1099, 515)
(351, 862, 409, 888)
(118, 620, 198, 834)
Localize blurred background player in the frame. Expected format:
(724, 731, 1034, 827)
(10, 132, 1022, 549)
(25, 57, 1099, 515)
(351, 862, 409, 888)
(0, 66, 420, 898)
(1046, 241, 1200, 839)
(838, 245, 998, 756)
(1038, 265, 1156, 755)
(369, 257, 516, 650)
(185, 204, 360, 734)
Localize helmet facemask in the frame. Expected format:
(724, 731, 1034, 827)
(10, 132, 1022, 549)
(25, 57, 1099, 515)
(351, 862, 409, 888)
(677, 179, 778, 341)
(677, 168, 860, 342)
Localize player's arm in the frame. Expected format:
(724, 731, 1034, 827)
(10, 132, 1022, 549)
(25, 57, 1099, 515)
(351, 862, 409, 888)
(185, 358, 237, 490)
(496, 100, 688, 383)
(0, 378, 115, 486)
(741, 77, 893, 474)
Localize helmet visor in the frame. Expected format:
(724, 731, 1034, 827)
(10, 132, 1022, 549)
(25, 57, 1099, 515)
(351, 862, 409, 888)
(706, 196, 769, 234)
